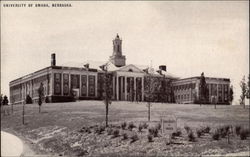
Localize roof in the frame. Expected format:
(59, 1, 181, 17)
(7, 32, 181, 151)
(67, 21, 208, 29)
(59, 61, 178, 79)
(61, 60, 119, 72)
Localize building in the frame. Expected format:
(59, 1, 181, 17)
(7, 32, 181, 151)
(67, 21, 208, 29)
(172, 77, 230, 104)
(9, 34, 230, 105)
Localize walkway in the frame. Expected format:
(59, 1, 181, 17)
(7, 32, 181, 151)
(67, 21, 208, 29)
(1, 131, 23, 157)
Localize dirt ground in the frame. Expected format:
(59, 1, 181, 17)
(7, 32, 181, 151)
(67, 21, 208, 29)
(1, 101, 249, 156)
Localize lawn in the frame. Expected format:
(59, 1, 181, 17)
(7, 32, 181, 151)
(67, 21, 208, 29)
(1, 101, 250, 156)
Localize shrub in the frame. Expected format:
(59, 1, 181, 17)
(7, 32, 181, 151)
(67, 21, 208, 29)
(84, 127, 91, 134)
(79, 127, 91, 133)
(128, 122, 136, 131)
(45, 96, 49, 103)
(122, 133, 128, 140)
(212, 130, 220, 140)
(130, 134, 139, 143)
(196, 129, 203, 138)
(148, 127, 158, 137)
(172, 129, 182, 137)
(188, 131, 196, 142)
(95, 125, 105, 134)
(203, 126, 211, 134)
(26, 95, 33, 104)
(184, 125, 191, 134)
(218, 126, 229, 138)
(107, 128, 113, 135)
(142, 122, 149, 129)
(138, 124, 143, 132)
(240, 129, 249, 140)
(224, 125, 230, 132)
(156, 123, 161, 130)
(235, 125, 242, 136)
(112, 129, 120, 138)
(147, 134, 153, 142)
(121, 122, 127, 130)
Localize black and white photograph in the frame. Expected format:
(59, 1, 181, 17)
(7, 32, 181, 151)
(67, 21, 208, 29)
(1, 1, 249, 156)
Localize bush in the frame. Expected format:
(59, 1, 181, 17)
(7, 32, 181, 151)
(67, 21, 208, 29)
(121, 122, 127, 130)
(196, 129, 203, 138)
(79, 127, 91, 133)
(240, 129, 249, 140)
(138, 124, 143, 132)
(147, 134, 153, 142)
(156, 123, 161, 130)
(112, 129, 120, 138)
(45, 96, 49, 103)
(95, 125, 105, 134)
(85, 127, 91, 134)
(122, 133, 128, 140)
(235, 125, 242, 136)
(212, 130, 220, 140)
(107, 128, 113, 135)
(184, 125, 191, 134)
(172, 129, 182, 137)
(26, 95, 33, 104)
(218, 126, 230, 138)
(130, 134, 139, 143)
(128, 122, 136, 131)
(148, 127, 159, 137)
(188, 131, 196, 142)
(142, 122, 149, 129)
(203, 126, 211, 134)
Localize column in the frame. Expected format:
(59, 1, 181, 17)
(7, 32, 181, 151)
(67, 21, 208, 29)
(79, 74, 82, 97)
(134, 77, 136, 101)
(86, 72, 89, 97)
(217, 84, 219, 103)
(95, 75, 98, 97)
(51, 71, 54, 96)
(112, 76, 115, 99)
(61, 73, 63, 96)
(68, 73, 71, 96)
(120, 76, 123, 100)
(142, 77, 144, 101)
(125, 76, 127, 101)
(208, 84, 211, 103)
(221, 84, 225, 103)
(116, 75, 119, 101)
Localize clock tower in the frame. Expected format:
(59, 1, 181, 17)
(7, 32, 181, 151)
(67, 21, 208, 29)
(109, 34, 126, 67)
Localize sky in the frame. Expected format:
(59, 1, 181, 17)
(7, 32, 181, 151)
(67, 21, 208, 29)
(1, 1, 249, 104)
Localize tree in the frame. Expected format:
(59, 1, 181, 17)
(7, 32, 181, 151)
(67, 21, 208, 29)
(229, 85, 234, 105)
(100, 64, 112, 127)
(0, 94, 3, 106)
(240, 76, 247, 108)
(38, 82, 44, 113)
(144, 68, 155, 122)
(199, 72, 208, 105)
(247, 75, 250, 99)
(2, 95, 9, 105)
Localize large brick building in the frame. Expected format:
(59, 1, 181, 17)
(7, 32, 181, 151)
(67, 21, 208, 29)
(9, 34, 230, 105)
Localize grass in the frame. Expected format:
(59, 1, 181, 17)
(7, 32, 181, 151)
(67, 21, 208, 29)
(1, 101, 249, 156)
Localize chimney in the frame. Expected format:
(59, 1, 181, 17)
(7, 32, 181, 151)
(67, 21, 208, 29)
(51, 53, 56, 66)
(159, 65, 166, 72)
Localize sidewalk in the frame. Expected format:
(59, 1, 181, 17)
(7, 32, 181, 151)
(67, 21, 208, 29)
(1, 131, 23, 157)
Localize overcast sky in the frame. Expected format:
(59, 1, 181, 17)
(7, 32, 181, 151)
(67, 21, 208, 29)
(1, 1, 249, 104)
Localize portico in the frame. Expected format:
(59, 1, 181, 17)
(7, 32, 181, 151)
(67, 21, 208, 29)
(111, 64, 145, 102)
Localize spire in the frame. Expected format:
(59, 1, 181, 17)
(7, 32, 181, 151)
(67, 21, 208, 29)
(116, 33, 119, 39)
